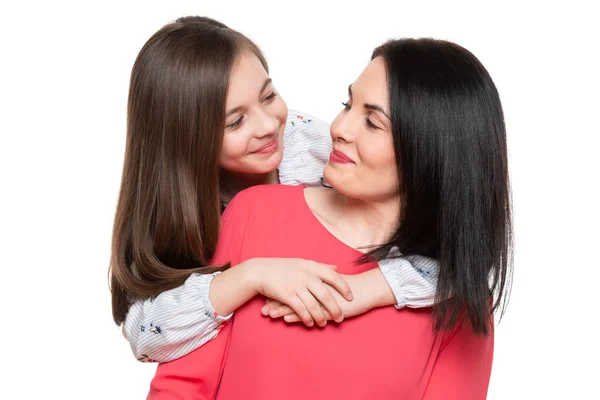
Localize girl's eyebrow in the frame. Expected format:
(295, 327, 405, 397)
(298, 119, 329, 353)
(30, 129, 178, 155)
(226, 78, 273, 117)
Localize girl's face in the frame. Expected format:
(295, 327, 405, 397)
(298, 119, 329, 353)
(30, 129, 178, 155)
(220, 51, 288, 175)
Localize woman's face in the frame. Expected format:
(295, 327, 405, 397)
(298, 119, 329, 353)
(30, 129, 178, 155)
(324, 56, 399, 201)
(220, 51, 288, 175)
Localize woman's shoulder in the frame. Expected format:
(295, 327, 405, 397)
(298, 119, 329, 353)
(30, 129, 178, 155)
(223, 185, 305, 233)
(229, 184, 303, 210)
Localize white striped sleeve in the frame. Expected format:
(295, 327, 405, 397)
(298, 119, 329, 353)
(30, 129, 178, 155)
(279, 109, 332, 187)
(122, 272, 232, 363)
(377, 249, 439, 309)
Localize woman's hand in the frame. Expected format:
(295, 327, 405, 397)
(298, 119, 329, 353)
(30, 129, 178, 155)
(261, 268, 396, 325)
(245, 258, 354, 327)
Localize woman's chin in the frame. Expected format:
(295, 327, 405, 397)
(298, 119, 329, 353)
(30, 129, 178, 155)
(323, 165, 342, 190)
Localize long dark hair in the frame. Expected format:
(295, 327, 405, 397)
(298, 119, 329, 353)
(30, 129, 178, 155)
(367, 38, 513, 335)
(110, 16, 269, 325)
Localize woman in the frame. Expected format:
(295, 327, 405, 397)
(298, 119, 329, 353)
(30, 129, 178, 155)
(148, 38, 512, 399)
(111, 16, 438, 363)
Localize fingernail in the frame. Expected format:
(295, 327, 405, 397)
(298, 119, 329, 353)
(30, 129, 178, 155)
(284, 315, 292, 322)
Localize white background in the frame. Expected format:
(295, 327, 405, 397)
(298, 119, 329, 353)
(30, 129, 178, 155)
(1, 1, 599, 399)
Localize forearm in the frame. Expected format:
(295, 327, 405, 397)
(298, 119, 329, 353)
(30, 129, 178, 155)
(264, 262, 433, 323)
(338, 269, 397, 316)
(209, 259, 259, 316)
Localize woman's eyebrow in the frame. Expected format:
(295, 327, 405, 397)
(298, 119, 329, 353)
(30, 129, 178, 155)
(349, 84, 391, 120)
(364, 103, 391, 120)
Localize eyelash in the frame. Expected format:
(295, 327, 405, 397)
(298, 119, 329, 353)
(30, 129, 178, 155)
(263, 91, 277, 102)
(365, 118, 378, 130)
(227, 116, 243, 129)
(227, 92, 277, 130)
(341, 101, 379, 130)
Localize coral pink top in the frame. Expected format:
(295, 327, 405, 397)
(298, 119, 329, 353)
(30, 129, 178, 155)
(148, 185, 493, 400)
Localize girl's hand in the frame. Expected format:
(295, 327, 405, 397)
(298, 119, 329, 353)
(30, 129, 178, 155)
(261, 269, 396, 325)
(247, 258, 354, 327)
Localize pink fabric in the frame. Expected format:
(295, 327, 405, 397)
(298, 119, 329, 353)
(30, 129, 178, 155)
(149, 185, 493, 399)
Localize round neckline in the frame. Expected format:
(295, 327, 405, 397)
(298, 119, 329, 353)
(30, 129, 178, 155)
(297, 186, 370, 259)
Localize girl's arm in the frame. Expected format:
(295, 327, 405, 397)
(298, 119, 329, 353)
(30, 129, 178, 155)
(123, 272, 231, 363)
(264, 253, 440, 322)
(124, 257, 353, 363)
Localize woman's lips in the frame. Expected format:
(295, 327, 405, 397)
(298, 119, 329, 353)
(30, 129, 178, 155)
(329, 149, 354, 164)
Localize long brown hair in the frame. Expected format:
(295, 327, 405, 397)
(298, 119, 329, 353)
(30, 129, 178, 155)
(110, 16, 269, 325)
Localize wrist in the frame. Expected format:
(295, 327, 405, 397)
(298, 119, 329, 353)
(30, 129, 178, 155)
(347, 268, 396, 311)
(368, 267, 397, 308)
(240, 258, 262, 296)
(340, 274, 373, 315)
(210, 259, 260, 316)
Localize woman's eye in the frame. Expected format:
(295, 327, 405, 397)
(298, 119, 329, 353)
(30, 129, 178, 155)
(365, 118, 380, 130)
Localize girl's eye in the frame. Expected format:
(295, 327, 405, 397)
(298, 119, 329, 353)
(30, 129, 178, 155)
(227, 116, 244, 129)
(263, 92, 277, 102)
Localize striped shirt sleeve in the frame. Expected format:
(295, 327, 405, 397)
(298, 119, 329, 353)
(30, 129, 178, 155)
(378, 252, 439, 309)
(123, 272, 232, 363)
(279, 109, 332, 186)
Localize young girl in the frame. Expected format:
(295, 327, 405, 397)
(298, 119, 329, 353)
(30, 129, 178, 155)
(110, 16, 439, 363)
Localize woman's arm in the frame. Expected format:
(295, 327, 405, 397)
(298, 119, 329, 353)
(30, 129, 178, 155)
(422, 319, 494, 400)
(148, 321, 234, 400)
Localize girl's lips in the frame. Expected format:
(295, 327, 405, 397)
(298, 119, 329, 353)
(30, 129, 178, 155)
(253, 137, 278, 155)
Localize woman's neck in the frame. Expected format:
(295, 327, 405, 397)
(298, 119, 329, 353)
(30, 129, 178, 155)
(220, 169, 279, 205)
(305, 187, 401, 252)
